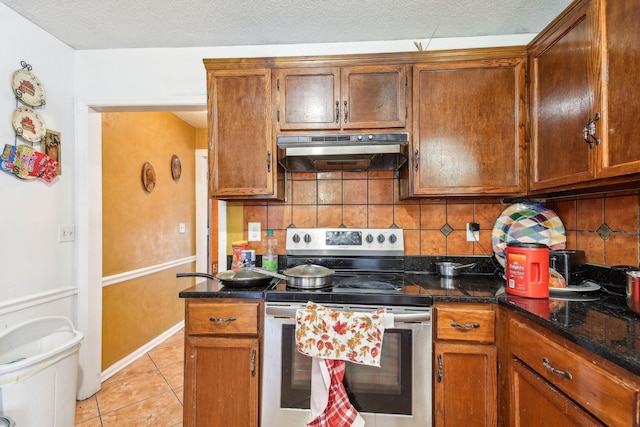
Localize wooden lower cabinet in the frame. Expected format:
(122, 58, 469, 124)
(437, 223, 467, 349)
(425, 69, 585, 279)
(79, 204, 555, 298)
(434, 342, 497, 426)
(510, 359, 601, 426)
(183, 299, 261, 427)
(433, 303, 497, 427)
(499, 306, 640, 427)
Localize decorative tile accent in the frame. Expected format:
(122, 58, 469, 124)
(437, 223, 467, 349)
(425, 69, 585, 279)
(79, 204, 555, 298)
(596, 223, 613, 240)
(440, 223, 454, 236)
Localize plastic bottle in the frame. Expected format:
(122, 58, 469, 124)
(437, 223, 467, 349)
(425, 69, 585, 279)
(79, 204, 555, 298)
(262, 230, 278, 271)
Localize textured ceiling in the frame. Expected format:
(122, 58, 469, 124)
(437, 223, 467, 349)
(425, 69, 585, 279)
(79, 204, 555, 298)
(1, 0, 572, 50)
(2, 0, 572, 128)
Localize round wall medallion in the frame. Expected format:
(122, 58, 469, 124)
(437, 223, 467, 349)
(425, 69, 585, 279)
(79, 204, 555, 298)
(142, 162, 156, 192)
(171, 154, 182, 181)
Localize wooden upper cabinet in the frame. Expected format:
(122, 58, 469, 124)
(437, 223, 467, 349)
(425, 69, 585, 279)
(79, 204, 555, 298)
(405, 57, 526, 197)
(529, 0, 600, 191)
(275, 64, 408, 131)
(529, 0, 640, 192)
(207, 68, 282, 200)
(598, 0, 640, 177)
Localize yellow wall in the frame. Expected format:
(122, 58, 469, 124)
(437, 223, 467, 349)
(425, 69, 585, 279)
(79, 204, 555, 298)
(102, 111, 197, 370)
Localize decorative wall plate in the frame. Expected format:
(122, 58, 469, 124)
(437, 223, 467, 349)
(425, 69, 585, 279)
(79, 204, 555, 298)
(171, 155, 181, 181)
(491, 202, 567, 268)
(11, 68, 46, 107)
(141, 162, 156, 192)
(12, 106, 46, 143)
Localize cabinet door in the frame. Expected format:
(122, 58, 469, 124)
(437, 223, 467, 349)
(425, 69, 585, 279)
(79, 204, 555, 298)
(208, 69, 276, 198)
(510, 360, 602, 427)
(528, 0, 600, 190)
(184, 337, 259, 427)
(598, 0, 640, 176)
(275, 67, 341, 130)
(341, 65, 407, 129)
(410, 59, 525, 196)
(433, 342, 497, 427)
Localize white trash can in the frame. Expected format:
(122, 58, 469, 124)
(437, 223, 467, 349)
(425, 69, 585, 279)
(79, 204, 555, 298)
(0, 316, 84, 426)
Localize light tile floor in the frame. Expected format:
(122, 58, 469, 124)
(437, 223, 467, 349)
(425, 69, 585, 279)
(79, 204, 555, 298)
(75, 329, 184, 426)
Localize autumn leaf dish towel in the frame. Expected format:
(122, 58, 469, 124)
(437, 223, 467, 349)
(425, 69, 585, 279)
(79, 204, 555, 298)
(295, 301, 395, 426)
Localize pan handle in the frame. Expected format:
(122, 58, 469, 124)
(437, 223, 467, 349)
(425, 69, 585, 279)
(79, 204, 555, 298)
(176, 272, 216, 280)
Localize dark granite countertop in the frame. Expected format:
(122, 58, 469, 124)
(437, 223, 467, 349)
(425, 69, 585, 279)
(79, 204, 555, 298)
(178, 260, 640, 376)
(179, 278, 273, 299)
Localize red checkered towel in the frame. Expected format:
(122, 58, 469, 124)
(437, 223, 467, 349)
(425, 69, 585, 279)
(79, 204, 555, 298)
(307, 358, 364, 427)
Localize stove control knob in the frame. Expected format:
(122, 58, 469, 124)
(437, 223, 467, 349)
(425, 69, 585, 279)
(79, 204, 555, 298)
(389, 234, 397, 244)
(304, 233, 312, 244)
(366, 233, 374, 243)
(377, 234, 385, 243)
(292, 233, 300, 243)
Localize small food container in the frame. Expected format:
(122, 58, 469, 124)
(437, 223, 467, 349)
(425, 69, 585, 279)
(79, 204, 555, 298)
(505, 242, 550, 298)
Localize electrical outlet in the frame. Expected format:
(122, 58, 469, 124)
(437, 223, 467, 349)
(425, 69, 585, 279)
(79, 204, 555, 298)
(466, 222, 480, 242)
(248, 222, 261, 241)
(58, 224, 75, 242)
(179, 223, 186, 233)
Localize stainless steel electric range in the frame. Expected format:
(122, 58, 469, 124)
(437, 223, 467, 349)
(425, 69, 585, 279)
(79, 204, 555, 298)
(265, 227, 432, 306)
(262, 227, 432, 427)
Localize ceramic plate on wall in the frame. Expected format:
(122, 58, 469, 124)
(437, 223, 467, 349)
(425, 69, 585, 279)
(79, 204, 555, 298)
(491, 202, 567, 268)
(11, 106, 46, 143)
(11, 68, 46, 107)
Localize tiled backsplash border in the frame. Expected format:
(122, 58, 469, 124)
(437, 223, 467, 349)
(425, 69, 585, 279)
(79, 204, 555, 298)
(239, 171, 640, 267)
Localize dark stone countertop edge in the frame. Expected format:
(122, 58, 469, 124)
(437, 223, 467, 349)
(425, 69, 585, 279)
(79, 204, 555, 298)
(498, 297, 640, 376)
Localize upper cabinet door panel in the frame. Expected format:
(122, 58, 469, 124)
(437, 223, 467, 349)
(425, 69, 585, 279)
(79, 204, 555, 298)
(410, 59, 525, 196)
(529, 0, 600, 190)
(275, 64, 408, 131)
(276, 68, 341, 130)
(209, 69, 275, 197)
(341, 65, 407, 129)
(599, 0, 640, 176)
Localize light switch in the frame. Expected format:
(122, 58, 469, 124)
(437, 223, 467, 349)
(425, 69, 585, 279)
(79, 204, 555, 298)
(248, 222, 261, 241)
(58, 224, 75, 242)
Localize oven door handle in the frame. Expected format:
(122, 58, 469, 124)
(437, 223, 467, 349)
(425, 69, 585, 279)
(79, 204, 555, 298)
(265, 306, 431, 323)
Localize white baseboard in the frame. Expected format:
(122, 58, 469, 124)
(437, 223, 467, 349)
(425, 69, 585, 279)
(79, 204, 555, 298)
(100, 320, 184, 382)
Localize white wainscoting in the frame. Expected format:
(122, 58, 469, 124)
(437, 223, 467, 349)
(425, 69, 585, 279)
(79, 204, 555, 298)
(102, 256, 196, 287)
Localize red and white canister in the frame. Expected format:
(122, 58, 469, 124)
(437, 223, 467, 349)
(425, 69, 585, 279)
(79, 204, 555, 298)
(505, 242, 550, 298)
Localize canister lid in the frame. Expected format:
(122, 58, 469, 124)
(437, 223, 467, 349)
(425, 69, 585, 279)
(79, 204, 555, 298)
(506, 242, 548, 248)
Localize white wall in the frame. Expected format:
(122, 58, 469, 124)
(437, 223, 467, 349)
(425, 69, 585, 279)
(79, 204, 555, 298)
(0, 4, 77, 328)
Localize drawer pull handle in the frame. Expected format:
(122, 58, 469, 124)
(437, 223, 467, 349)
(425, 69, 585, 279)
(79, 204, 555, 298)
(542, 357, 573, 380)
(451, 321, 480, 330)
(209, 316, 236, 323)
(250, 349, 257, 376)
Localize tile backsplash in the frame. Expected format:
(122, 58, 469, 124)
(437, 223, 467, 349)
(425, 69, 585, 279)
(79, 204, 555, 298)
(239, 171, 640, 267)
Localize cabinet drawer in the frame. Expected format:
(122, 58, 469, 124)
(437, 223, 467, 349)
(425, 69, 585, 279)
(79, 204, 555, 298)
(510, 317, 640, 427)
(435, 303, 495, 343)
(187, 300, 260, 336)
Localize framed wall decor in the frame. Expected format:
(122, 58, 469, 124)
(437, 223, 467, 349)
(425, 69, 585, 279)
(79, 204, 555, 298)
(171, 154, 181, 181)
(43, 129, 61, 175)
(142, 162, 156, 192)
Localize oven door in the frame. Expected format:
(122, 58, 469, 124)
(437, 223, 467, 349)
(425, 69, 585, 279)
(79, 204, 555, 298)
(262, 302, 432, 427)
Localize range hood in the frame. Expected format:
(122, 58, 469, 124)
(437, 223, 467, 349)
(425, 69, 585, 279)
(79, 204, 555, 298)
(277, 133, 409, 172)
